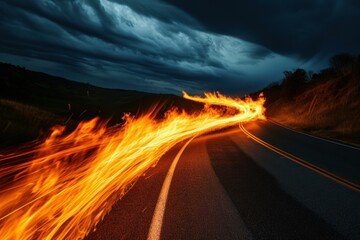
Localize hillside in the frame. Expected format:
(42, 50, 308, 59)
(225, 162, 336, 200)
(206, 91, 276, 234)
(256, 53, 360, 145)
(0, 63, 202, 148)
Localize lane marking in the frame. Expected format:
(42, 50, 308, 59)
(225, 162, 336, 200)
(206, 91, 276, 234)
(268, 119, 360, 150)
(239, 123, 360, 193)
(147, 136, 195, 240)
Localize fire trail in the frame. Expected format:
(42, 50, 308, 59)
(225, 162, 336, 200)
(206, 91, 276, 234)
(0, 92, 265, 239)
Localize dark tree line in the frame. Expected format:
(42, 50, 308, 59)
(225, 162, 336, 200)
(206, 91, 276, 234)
(329, 53, 357, 75)
(256, 53, 360, 105)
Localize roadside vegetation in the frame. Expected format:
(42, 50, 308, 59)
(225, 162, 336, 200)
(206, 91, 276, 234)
(254, 53, 360, 145)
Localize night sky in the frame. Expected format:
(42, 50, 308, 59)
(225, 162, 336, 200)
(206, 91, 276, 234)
(1, 0, 359, 95)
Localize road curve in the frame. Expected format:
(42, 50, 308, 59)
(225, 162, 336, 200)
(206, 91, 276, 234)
(87, 120, 360, 240)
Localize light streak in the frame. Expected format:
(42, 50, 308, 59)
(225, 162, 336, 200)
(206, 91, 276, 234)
(0, 91, 265, 239)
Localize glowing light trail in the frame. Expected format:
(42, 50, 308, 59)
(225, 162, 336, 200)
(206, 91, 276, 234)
(0, 92, 265, 239)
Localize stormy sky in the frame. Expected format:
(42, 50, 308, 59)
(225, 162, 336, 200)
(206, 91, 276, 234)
(0, 0, 359, 95)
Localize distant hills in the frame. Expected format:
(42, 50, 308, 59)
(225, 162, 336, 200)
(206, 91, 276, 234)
(1, 54, 360, 148)
(254, 53, 360, 145)
(0, 63, 201, 147)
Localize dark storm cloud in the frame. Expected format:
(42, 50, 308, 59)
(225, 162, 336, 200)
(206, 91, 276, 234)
(1, 0, 274, 94)
(109, 0, 201, 27)
(0, 0, 343, 94)
(164, 0, 360, 59)
(0, 0, 282, 92)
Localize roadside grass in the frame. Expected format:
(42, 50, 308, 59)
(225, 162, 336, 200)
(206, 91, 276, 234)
(266, 75, 360, 146)
(0, 99, 69, 148)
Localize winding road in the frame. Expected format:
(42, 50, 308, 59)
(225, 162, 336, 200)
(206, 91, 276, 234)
(87, 120, 360, 240)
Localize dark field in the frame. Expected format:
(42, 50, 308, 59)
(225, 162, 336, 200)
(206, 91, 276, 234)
(0, 63, 202, 148)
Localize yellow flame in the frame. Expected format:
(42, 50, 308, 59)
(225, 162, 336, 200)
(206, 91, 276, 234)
(0, 91, 265, 239)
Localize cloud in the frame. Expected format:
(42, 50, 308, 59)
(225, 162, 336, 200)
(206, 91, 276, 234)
(0, 0, 330, 94)
(163, 0, 360, 59)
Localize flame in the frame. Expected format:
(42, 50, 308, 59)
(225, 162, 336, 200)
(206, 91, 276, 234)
(0, 92, 265, 239)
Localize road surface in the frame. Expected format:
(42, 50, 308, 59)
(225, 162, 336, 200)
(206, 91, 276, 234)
(86, 120, 360, 240)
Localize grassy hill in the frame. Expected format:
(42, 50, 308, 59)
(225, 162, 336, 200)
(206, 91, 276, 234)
(0, 63, 202, 148)
(256, 53, 360, 145)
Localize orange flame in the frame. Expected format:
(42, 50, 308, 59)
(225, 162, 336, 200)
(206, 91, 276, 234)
(0, 92, 265, 239)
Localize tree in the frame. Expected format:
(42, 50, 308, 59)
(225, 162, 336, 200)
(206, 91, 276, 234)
(329, 53, 355, 75)
(280, 68, 308, 100)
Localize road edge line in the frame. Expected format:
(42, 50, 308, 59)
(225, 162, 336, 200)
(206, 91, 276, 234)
(147, 136, 195, 240)
(239, 123, 360, 193)
(268, 119, 360, 150)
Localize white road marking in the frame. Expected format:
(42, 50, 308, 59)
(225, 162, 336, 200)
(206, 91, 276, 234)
(147, 136, 195, 240)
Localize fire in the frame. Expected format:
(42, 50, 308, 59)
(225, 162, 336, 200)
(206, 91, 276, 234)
(0, 92, 265, 239)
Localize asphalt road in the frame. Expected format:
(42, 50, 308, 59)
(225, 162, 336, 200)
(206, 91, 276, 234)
(86, 120, 360, 240)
